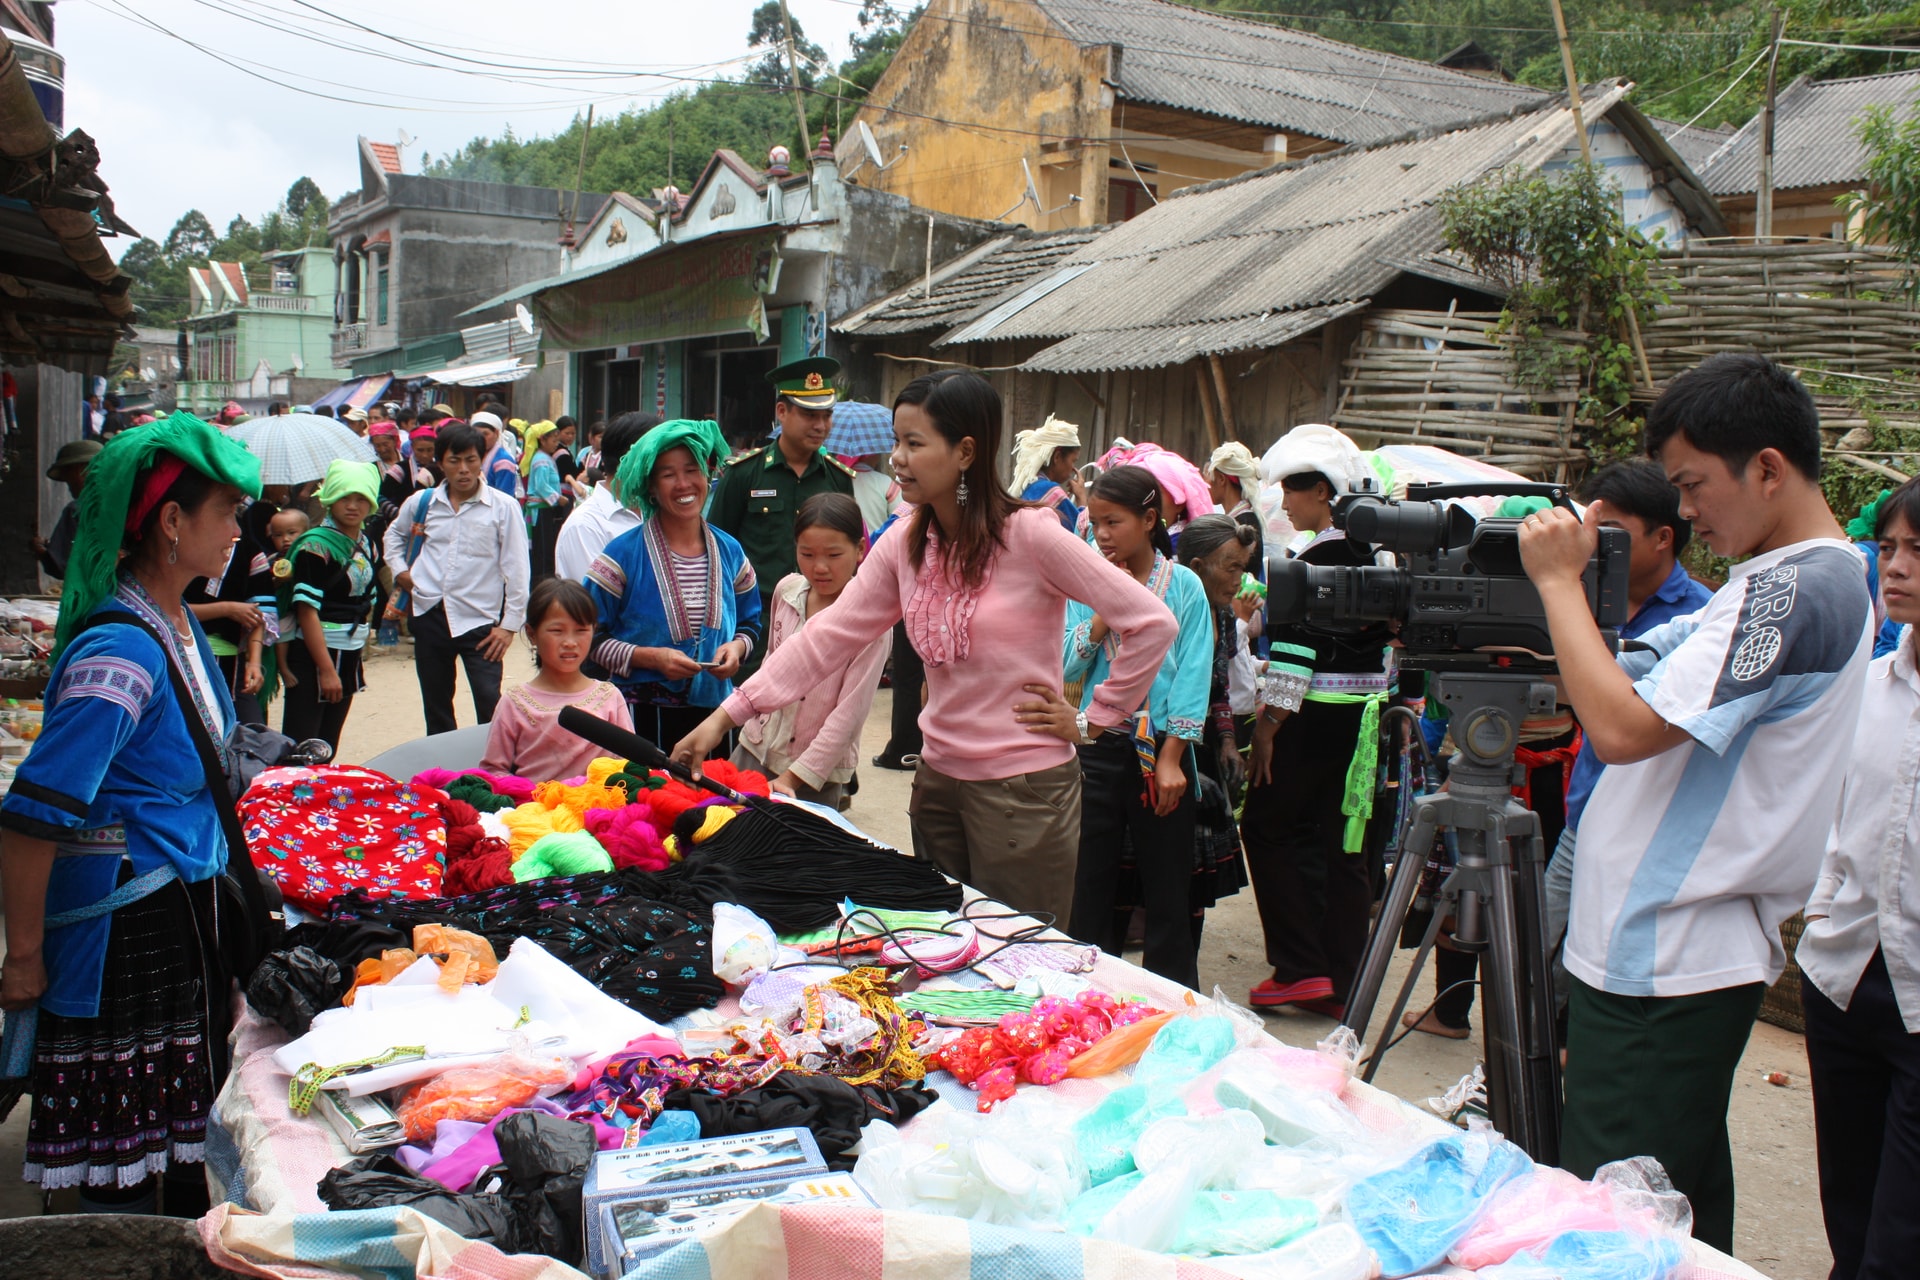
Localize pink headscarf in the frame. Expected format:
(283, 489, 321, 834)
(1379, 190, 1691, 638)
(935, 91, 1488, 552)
(1097, 441, 1213, 523)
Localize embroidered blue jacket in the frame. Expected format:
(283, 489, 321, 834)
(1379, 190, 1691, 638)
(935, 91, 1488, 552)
(584, 520, 764, 708)
(1063, 555, 1214, 741)
(0, 580, 231, 1017)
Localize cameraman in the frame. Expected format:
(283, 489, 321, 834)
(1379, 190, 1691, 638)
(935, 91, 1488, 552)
(1517, 354, 1873, 1251)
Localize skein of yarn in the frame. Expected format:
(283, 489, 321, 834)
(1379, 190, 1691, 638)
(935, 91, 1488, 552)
(513, 830, 614, 882)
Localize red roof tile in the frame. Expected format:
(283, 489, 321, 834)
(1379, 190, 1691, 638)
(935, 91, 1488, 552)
(368, 141, 402, 174)
(218, 261, 249, 301)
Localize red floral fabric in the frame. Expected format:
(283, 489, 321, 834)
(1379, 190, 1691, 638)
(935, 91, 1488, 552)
(241, 765, 449, 911)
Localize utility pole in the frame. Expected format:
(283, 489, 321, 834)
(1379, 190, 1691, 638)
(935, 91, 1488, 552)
(1548, 0, 1593, 165)
(777, 0, 815, 166)
(1757, 10, 1785, 240)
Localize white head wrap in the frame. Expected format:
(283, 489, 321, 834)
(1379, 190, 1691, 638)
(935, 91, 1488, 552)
(1205, 441, 1261, 485)
(1008, 415, 1082, 494)
(1260, 424, 1371, 495)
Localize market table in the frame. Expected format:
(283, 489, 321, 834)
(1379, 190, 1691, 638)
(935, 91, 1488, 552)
(207, 856, 1775, 1280)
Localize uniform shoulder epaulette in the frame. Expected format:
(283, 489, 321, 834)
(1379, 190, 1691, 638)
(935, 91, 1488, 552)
(722, 446, 766, 468)
(824, 453, 858, 478)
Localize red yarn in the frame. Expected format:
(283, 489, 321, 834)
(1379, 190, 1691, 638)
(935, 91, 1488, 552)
(443, 836, 515, 894)
(703, 759, 770, 796)
(584, 806, 671, 873)
(440, 797, 481, 831)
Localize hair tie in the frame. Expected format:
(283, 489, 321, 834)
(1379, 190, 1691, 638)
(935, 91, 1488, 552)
(124, 454, 188, 534)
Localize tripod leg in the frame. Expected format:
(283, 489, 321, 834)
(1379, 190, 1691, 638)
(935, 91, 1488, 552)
(1509, 805, 1564, 1163)
(1364, 896, 1451, 1083)
(1480, 830, 1535, 1155)
(1343, 799, 1440, 1052)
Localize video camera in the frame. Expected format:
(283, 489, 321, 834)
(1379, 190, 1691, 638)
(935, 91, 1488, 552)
(1267, 481, 1631, 674)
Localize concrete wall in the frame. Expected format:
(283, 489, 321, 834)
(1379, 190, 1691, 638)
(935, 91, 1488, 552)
(1543, 118, 1696, 245)
(847, 0, 1115, 229)
(388, 205, 574, 343)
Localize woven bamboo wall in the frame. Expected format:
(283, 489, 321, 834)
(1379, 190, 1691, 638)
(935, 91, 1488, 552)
(1331, 308, 1587, 479)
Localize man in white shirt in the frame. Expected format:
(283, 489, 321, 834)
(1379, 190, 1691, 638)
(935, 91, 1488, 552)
(383, 421, 531, 735)
(1518, 354, 1873, 1252)
(555, 412, 654, 582)
(1798, 483, 1920, 1280)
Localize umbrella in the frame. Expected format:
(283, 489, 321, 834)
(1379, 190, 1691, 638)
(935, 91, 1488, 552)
(228, 413, 377, 485)
(824, 402, 895, 457)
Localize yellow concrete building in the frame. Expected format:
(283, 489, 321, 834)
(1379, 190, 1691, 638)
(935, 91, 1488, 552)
(839, 0, 1545, 230)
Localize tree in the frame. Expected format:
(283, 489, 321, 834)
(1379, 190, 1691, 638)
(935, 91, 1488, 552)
(1841, 104, 1920, 277)
(285, 176, 326, 221)
(164, 209, 216, 262)
(747, 1, 827, 87)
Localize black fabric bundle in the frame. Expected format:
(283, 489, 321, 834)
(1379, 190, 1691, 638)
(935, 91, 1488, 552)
(329, 873, 722, 1020)
(318, 1113, 596, 1264)
(245, 946, 349, 1037)
(661, 1075, 938, 1171)
(664, 804, 962, 932)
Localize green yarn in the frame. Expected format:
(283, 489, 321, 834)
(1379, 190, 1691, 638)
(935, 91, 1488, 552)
(606, 767, 662, 798)
(513, 830, 614, 882)
(447, 775, 514, 813)
(1847, 488, 1894, 541)
(1495, 495, 1553, 519)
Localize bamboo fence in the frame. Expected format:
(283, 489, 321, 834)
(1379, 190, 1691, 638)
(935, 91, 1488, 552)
(1644, 240, 1920, 382)
(1332, 308, 1589, 479)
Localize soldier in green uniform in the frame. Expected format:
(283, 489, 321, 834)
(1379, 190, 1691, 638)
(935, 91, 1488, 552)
(709, 356, 857, 678)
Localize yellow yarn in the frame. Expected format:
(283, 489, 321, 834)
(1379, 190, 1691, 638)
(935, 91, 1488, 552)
(532, 778, 629, 823)
(663, 804, 737, 862)
(586, 757, 626, 787)
(498, 801, 583, 858)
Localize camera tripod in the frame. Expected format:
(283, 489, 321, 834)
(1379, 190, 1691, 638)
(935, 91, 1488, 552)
(1342, 671, 1564, 1163)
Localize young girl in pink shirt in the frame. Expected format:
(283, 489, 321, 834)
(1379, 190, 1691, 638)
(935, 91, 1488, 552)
(672, 371, 1176, 929)
(731, 493, 888, 811)
(482, 578, 632, 781)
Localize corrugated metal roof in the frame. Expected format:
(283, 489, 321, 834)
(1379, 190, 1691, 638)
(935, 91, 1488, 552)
(1018, 301, 1365, 372)
(946, 91, 1617, 351)
(1648, 116, 1735, 172)
(1036, 0, 1545, 144)
(836, 228, 1103, 336)
(1700, 70, 1920, 195)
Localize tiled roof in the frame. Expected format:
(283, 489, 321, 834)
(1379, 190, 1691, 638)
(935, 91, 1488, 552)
(367, 141, 403, 174)
(1699, 70, 1920, 195)
(218, 261, 249, 302)
(1035, 0, 1546, 144)
(836, 227, 1104, 336)
(1648, 117, 1735, 173)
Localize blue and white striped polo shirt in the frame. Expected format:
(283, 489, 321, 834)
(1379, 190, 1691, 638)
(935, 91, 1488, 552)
(1567, 538, 1873, 998)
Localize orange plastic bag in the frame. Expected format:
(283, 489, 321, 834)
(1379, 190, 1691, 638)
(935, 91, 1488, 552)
(342, 948, 419, 1006)
(412, 925, 498, 991)
(1063, 992, 1196, 1079)
(396, 1051, 575, 1142)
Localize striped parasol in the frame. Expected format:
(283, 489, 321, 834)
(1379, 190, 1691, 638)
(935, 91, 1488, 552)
(227, 413, 377, 485)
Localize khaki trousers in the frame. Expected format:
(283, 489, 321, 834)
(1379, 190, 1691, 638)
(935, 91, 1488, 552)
(908, 757, 1082, 928)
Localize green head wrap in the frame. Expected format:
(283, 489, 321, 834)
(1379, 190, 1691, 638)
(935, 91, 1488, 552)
(1495, 495, 1554, 519)
(615, 419, 729, 516)
(1847, 488, 1894, 542)
(315, 459, 380, 508)
(55, 410, 262, 659)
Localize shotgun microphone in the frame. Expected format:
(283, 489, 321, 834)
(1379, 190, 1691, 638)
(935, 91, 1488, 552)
(555, 705, 752, 805)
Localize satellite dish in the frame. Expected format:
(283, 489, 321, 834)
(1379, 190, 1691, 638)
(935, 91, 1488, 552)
(515, 303, 535, 335)
(290, 352, 304, 372)
(858, 120, 885, 172)
(169, 354, 181, 372)
(140, 365, 156, 381)
(1023, 158, 1041, 210)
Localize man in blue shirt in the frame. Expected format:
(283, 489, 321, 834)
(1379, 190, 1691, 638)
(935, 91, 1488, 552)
(1544, 458, 1714, 968)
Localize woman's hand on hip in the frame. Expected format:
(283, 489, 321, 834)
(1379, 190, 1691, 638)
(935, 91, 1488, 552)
(1014, 683, 1083, 743)
(643, 647, 705, 681)
(1, 948, 46, 1011)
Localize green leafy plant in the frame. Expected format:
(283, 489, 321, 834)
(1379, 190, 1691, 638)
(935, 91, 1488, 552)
(1840, 104, 1920, 283)
(1440, 159, 1667, 425)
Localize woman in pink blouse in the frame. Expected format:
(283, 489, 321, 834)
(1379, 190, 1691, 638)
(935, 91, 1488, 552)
(672, 371, 1176, 928)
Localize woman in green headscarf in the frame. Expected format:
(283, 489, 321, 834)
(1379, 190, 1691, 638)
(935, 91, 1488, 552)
(280, 458, 382, 753)
(581, 420, 763, 751)
(0, 412, 259, 1213)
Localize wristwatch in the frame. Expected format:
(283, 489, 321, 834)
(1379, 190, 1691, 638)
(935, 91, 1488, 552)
(1074, 711, 1091, 744)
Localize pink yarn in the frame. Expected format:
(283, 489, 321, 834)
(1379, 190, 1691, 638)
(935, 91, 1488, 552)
(584, 806, 670, 873)
(410, 767, 537, 806)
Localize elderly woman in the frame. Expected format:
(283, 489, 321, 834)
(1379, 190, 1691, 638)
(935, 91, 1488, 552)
(521, 419, 570, 581)
(584, 419, 763, 750)
(0, 412, 260, 1214)
(280, 459, 382, 754)
(1009, 415, 1084, 531)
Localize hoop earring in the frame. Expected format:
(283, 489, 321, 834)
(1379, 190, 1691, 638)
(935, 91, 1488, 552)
(167, 535, 179, 566)
(956, 476, 970, 506)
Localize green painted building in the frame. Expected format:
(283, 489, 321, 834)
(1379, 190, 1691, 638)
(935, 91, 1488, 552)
(177, 247, 350, 415)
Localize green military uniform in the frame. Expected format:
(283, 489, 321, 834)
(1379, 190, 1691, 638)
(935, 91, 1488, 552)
(707, 357, 856, 676)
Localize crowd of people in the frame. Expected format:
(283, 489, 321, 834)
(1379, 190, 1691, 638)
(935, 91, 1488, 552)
(0, 352, 1914, 1280)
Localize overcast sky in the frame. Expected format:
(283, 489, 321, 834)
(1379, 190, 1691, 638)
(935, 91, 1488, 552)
(57, 0, 858, 257)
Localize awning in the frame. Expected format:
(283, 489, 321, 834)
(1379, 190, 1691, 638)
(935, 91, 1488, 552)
(408, 356, 535, 387)
(311, 374, 394, 413)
